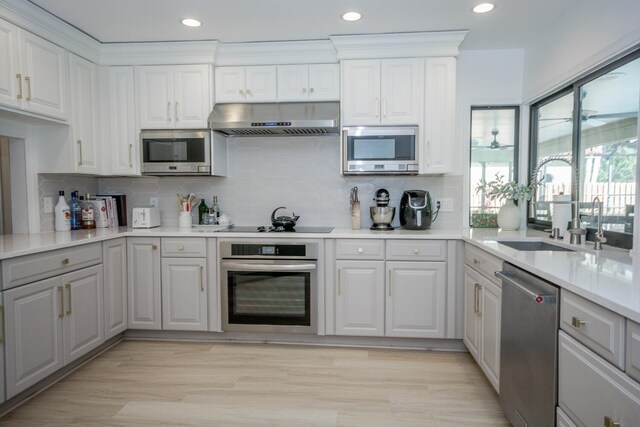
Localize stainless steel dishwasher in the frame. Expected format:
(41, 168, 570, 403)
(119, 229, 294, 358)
(495, 262, 559, 427)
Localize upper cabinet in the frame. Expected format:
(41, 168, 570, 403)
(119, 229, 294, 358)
(137, 64, 211, 129)
(421, 57, 456, 174)
(215, 65, 277, 103)
(0, 18, 68, 120)
(69, 53, 100, 174)
(277, 64, 339, 102)
(341, 59, 423, 126)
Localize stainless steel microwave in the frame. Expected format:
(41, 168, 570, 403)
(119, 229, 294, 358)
(141, 130, 211, 175)
(342, 126, 418, 175)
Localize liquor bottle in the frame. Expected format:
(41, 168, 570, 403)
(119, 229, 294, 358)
(69, 191, 82, 230)
(54, 191, 71, 232)
(211, 196, 220, 218)
(198, 198, 208, 225)
(81, 194, 96, 229)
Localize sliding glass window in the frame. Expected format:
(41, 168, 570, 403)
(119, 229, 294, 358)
(529, 50, 639, 248)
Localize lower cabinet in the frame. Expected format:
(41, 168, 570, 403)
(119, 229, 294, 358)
(4, 265, 104, 398)
(0, 292, 5, 404)
(127, 237, 161, 330)
(103, 238, 127, 339)
(161, 258, 208, 331)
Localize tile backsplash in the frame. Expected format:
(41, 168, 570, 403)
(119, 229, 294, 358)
(41, 136, 463, 231)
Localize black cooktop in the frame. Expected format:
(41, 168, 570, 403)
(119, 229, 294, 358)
(218, 225, 334, 233)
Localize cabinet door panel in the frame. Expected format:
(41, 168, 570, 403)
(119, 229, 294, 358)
(69, 54, 99, 173)
(463, 266, 481, 359)
(341, 60, 380, 125)
(174, 65, 210, 128)
(308, 64, 339, 101)
(5, 277, 63, 398)
(277, 64, 308, 101)
(107, 66, 138, 175)
(381, 59, 423, 125)
(385, 261, 446, 338)
(137, 66, 173, 129)
(335, 260, 384, 336)
(245, 66, 277, 102)
(214, 66, 246, 103)
(127, 238, 161, 330)
(0, 19, 20, 108)
(479, 278, 501, 391)
(62, 265, 104, 364)
(162, 258, 207, 331)
(20, 30, 68, 120)
(103, 238, 127, 339)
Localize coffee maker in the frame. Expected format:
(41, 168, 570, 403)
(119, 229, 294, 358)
(399, 190, 438, 230)
(370, 188, 395, 230)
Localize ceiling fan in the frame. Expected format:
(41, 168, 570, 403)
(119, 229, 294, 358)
(538, 109, 637, 128)
(472, 129, 514, 150)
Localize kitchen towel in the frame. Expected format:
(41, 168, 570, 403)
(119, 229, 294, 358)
(552, 194, 572, 236)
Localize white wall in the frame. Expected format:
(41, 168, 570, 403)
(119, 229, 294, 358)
(522, 0, 640, 102)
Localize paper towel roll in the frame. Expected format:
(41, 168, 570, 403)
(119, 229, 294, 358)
(552, 194, 572, 236)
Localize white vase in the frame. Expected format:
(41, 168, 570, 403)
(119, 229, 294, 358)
(497, 199, 520, 230)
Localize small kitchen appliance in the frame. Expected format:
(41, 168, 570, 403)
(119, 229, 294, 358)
(132, 206, 160, 228)
(342, 126, 418, 175)
(370, 188, 395, 230)
(270, 207, 300, 230)
(399, 190, 438, 230)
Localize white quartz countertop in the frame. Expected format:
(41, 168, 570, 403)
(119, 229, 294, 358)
(0, 226, 637, 323)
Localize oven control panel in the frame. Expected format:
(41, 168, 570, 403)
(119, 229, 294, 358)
(230, 244, 306, 257)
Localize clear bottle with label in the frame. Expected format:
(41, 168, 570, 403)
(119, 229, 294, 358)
(80, 194, 96, 229)
(211, 196, 220, 218)
(54, 190, 71, 232)
(69, 191, 82, 230)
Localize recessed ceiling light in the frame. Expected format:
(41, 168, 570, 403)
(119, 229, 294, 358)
(473, 3, 495, 14)
(181, 18, 202, 27)
(342, 11, 362, 22)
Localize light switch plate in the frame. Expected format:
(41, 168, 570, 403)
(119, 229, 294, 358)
(149, 197, 159, 207)
(43, 197, 53, 213)
(436, 198, 453, 212)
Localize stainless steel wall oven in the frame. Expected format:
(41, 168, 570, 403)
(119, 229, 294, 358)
(220, 241, 318, 334)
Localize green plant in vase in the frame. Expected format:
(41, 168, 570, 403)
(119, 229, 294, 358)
(475, 173, 538, 230)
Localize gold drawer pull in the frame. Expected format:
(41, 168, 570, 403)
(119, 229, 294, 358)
(473, 258, 480, 265)
(413, 248, 420, 254)
(152, 245, 157, 250)
(58, 286, 64, 318)
(16, 73, 23, 99)
(571, 316, 586, 328)
(24, 76, 31, 100)
(61, 258, 70, 265)
(357, 247, 364, 253)
(65, 284, 72, 315)
(604, 416, 621, 427)
(178, 245, 184, 251)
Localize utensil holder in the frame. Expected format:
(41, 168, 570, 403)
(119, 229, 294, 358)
(351, 202, 361, 230)
(179, 211, 192, 228)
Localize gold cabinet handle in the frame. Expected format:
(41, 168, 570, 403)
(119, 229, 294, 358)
(239, 89, 244, 95)
(65, 284, 72, 316)
(152, 244, 157, 250)
(167, 102, 171, 121)
(382, 97, 387, 118)
(58, 286, 64, 319)
(388, 270, 392, 296)
(246, 88, 251, 95)
(571, 316, 587, 328)
(604, 416, 622, 427)
(16, 73, 23, 99)
(200, 265, 204, 292)
(473, 258, 480, 265)
(24, 76, 31, 100)
(357, 247, 364, 253)
(413, 248, 420, 254)
(302, 87, 307, 93)
(77, 140, 83, 165)
(0, 305, 5, 343)
(474, 283, 482, 314)
(337, 268, 341, 296)
(178, 244, 184, 251)
(375, 97, 380, 118)
(309, 87, 314, 93)
(129, 144, 133, 168)
(61, 258, 70, 265)
(175, 101, 179, 122)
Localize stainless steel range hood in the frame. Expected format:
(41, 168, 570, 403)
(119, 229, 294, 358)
(209, 102, 340, 137)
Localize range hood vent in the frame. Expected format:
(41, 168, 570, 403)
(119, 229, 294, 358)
(209, 102, 340, 137)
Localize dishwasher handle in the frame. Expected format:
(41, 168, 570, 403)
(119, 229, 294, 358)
(495, 270, 557, 304)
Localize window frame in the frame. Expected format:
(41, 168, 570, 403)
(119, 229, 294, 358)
(528, 48, 640, 249)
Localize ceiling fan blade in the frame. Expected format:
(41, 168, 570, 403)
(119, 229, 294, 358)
(586, 111, 638, 119)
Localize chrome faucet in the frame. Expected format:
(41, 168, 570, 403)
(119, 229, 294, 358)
(591, 196, 607, 250)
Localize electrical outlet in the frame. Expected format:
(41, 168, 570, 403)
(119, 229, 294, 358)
(149, 197, 159, 207)
(43, 197, 53, 213)
(436, 198, 453, 212)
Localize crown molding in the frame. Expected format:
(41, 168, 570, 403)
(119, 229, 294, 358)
(330, 31, 468, 60)
(100, 41, 219, 66)
(215, 40, 337, 66)
(0, 0, 101, 62)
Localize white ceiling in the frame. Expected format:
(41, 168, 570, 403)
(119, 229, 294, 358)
(28, 0, 579, 50)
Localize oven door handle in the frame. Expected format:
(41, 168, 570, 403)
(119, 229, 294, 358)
(221, 262, 317, 272)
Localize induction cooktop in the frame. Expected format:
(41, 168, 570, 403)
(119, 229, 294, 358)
(217, 225, 334, 233)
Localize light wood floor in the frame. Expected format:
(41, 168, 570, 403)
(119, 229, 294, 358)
(0, 341, 509, 426)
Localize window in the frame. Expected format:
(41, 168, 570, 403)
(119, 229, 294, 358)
(470, 106, 519, 227)
(529, 50, 639, 248)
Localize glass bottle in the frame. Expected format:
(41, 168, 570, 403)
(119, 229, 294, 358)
(54, 191, 71, 232)
(80, 194, 96, 229)
(198, 198, 208, 225)
(69, 191, 82, 230)
(211, 196, 220, 218)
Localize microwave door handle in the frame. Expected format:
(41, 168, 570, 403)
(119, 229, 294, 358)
(221, 262, 316, 272)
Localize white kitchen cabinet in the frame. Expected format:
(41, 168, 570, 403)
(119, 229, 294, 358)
(385, 261, 446, 338)
(127, 238, 161, 330)
(69, 53, 100, 174)
(463, 266, 481, 358)
(421, 57, 456, 174)
(628, 319, 640, 383)
(335, 260, 385, 336)
(0, 292, 5, 404)
(103, 238, 127, 339)
(106, 66, 139, 175)
(277, 64, 339, 101)
(341, 59, 423, 126)
(478, 277, 501, 390)
(215, 65, 277, 103)
(0, 18, 68, 120)
(161, 258, 208, 331)
(137, 64, 211, 129)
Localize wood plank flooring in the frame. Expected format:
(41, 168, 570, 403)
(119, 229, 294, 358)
(0, 341, 509, 426)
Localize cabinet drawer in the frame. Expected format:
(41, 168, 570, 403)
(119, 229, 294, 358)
(628, 319, 640, 383)
(335, 239, 384, 260)
(464, 244, 502, 282)
(385, 240, 446, 261)
(2, 243, 102, 290)
(560, 290, 625, 369)
(161, 238, 207, 258)
(558, 331, 640, 427)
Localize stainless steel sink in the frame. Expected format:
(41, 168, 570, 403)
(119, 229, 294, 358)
(498, 241, 575, 252)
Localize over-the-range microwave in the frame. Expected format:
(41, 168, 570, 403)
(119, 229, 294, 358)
(342, 126, 418, 175)
(141, 129, 213, 175)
